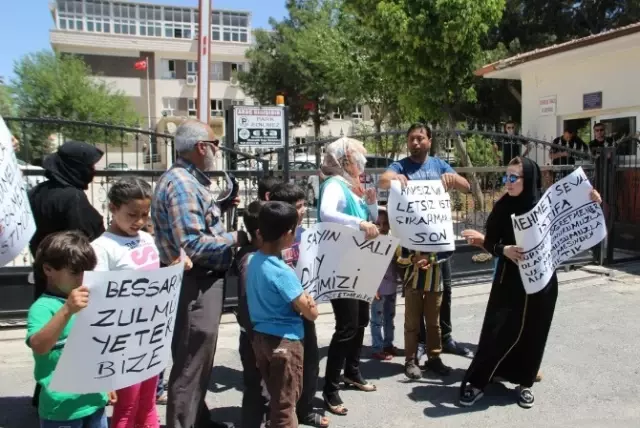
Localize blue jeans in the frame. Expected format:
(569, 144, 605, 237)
(40, 407, 107, 428)
(370, 293, 396, 351)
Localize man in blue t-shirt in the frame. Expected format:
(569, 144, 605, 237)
(379, 123, 472, 366)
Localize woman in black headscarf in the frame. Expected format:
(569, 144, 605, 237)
(459, 157, 600, 409)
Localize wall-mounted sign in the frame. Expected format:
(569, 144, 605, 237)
(539, 95, 557, 116)
(233, 106, 286, 148)
(583, 92, 603, 110)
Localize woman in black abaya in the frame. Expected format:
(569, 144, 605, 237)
(459, 156, 601, 409)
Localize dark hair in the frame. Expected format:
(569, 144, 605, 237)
(108, 177, 153, 207)
(407, 123, 432, 139)
(593, 122, 604, 129)
(257, 175, 283, 201)
(244, 200, 263, 240)
(258, 201, 298, 242)
(563, 127, 575, 134)
(34, 231, 97, 278)
(269, 182, 305, 205)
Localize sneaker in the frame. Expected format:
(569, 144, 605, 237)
(517, 386, 535, 409)
(424, 357, 452, 376)
(415, 343, 426, 364)
(383, 346, 401, 357)
(459, 385, 484, 407)
(372, 351, 392, 361)
(442, 338, 472, 357)
(404, 361, 422, 380)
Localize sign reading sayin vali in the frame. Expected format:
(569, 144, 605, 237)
(387, 180, 455, 252)
(512, 168, 606, 294)
(50, 264, 184, 393)
(234, 106, 285, 148)
(295, 223, 399, 303)
(0, 115, 36, 267)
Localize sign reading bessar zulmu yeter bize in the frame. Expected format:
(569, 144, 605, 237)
(234, 106, 285, 148)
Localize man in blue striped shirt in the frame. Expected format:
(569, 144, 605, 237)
(152, 120, 248, 428)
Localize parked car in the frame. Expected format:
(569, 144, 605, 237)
(104, 162, 131, 171)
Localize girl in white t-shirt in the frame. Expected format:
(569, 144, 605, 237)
(91, 177, 161, 428)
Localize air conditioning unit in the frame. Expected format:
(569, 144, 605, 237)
(186, 75, 197, 86)
(230, 76, 239, 87)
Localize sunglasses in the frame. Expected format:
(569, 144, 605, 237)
(200, 139, 220, 147)
(502, 174, 521, 184)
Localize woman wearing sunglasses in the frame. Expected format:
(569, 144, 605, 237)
(459, 157, 601, 410)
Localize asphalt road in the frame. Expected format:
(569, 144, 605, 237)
(1, 265, 639, 428)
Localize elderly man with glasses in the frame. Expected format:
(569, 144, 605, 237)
(152, 120, 248, 428)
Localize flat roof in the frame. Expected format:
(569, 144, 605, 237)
(49, 0, 251, 16)
(475, 21, 640, 77)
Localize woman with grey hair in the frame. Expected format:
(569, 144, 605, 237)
(319, 137, 380, 416)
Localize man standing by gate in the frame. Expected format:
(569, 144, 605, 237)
(152, 120, 247, 428)
(379, 123, 472, 376)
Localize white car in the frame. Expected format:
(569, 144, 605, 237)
(17, 159, 45, 191)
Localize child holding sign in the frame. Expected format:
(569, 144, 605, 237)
(27, 231, 116, 428)
(91, 178, 191, 428)
(247, 201, 319, 428)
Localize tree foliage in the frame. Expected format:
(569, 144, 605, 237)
(10, 51, 140, 157)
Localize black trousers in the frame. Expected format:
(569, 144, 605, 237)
(239, 329, 269, 428)
(323, 299, 370, 398)
(297, 318, 319, 419)
(419, 259, 453, 344)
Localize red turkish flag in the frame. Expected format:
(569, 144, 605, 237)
(134, 59, 147, 71)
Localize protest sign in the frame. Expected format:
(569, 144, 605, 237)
(0, 116, 36, 267)
(295, 223, 400, 303)
(388, 180, 455, 252)
(512, 168, 606, 294)
(50, 263, 184, 393)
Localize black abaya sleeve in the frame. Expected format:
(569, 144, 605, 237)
(483, 200, 507, 257)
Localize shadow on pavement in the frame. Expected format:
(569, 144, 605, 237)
(0, 396, 38, 428)
(207, 365, 244, 394)
(208, 405, 242, 426)
(409, 382, 513, 418)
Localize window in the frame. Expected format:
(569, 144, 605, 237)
(113, 2, 136, 35)
(162, 97, 178, 116)
(332, 107, 343, 120)
(211, 99, 223, 117)
(352, 105, 363, 119)
(164, 7, 193, 39)
(187, 98, 197, 117)
(231, 100, 245, 106)
(58, 0, 83, 31)
(139, 5, 162, 37)
(210, 62, 223, 80)
(186, 61, 197, 77)
(161, 60, 176, 79)
(85, 1, 111, 33)
(212, 11, 249, 43)
(230, 63, 244, 73)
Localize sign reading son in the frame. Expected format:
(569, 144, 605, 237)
(50, 263, 184, 393)
(512, 167, 606, 294)
(295, 223, 399, 303)
(388, 180, 455, 252)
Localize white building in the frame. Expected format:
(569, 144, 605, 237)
(475, 22, 640, 150)
(49, 0, 374, 168)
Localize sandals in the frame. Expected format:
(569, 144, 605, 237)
(323, 393, 348, 416)
(299, 412, 330, 427)
(156, 391, 168, 405)
(343, 376, 377, 392)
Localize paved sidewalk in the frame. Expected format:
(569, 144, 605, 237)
(1, 265, 639, 428)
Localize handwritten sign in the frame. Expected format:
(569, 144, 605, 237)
(295, 223, 399, 303)
(50, 264, 184, 393)
(512, 168, 606, 294)
(388, 180, 455, 252)
(0, 116, 36, 267)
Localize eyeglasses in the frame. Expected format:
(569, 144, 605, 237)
(199, 139, 220, 147)
(502, 174, 521, 184)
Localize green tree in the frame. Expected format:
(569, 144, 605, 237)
(344, 0, 505, 210)
(11, 51, 140, 158)
(0, 84, 15, 118)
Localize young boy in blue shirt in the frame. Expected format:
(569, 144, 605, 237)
(27, 231, 116, 428)
(247, 201, 319, 428)
(269, 183, 329, 427)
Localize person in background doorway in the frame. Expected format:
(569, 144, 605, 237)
(588, 122, 614, 263)
(379, 123, 472, 360)
(493, 121, 531, 165)
(28, 140, 105, 408)
(369, 207, 401, 361)
(549, 128, 589, 180)
(152, 120, 247, 428)
(589, 122, 614, 157)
